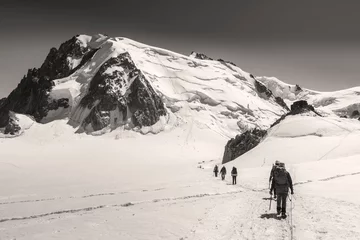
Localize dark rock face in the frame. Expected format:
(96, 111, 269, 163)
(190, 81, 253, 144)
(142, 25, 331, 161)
(4, 115, 21, 135)
(275, 97, 290, 111)
(271, 100, 321, 128)
(351, 110, 359, 118)
(80, 52, 166, 131)
(190, 51, 213, 60)
(254, 80, 272, 99)
(39, 36, 88, 79)
(190, 51, 236, 66)
(290, 100, 315, 114)
(0, 98, 6, 108)
(295, 84, 302, 92)
(0, 109, 9, 128)
(0, 98, 8, 127)
(0, 35, 97, 130)
(217, 58, 237, 66)
(222, 129, 267, 164)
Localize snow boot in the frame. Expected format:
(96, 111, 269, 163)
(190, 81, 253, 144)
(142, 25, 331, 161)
(281, 212, 287, 219)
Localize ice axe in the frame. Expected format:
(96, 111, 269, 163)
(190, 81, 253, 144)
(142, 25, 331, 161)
(269, 193, 272, 210)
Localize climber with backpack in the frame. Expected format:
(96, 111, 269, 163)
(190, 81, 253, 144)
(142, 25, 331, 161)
(269, 160, 281, 199)
(220, 166, 227, 180)
(269, 162, 294, 218)
(231, 166, 238, 185)
(213, 165, 219, 177)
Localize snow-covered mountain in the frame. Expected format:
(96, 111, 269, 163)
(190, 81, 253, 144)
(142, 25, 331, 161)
(0, 34, 290, 137)
(1, 34, 360, 239)
(1, 34, 359, 139)
(258, 76, 360, 118)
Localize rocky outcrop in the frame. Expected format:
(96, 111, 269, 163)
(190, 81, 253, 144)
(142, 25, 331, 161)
(295, 84, 302, 92)
(222, 128, 267, 164)
(254, 80, 272, 99)
(0, 98, 6, 108)
(275, 97, 290, 111)
(0, 35, 97, 131)
(271, 100, 321, 128)
(190, 51, 213, 60)
(39, 35, 90, 80)
(217, 58, 237, 66)
(223, 100, 319, 164)
(79, 52, 166, 132)
(190, 52, 236, 66)
(4, 115, 21, 135)
(351, 110, 359, 118)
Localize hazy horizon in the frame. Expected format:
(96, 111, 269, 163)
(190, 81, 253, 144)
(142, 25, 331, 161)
(1, 0, 360, 97)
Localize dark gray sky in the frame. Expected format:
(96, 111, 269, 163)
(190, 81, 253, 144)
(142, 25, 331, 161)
(1, 0, 360, 97)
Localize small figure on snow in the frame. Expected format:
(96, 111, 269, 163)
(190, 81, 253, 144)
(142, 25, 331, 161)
(269, 160, 281, 199)
(220, 166, 227, 180)
(270, 162, 294, 218)
(231, 167, 238, 185)
(213, 165, 219, 177)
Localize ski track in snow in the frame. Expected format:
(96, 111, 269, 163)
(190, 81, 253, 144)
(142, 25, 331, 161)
(1, 165, 360, 239)
(0, 190, 244, 224)
(0, 184, 194, 206)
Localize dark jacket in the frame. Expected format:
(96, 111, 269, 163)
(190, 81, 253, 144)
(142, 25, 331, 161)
(270, 170, 293, 194)
(231, 167, 237, 176)
(269, 165, 277, 181)
(220, 167, 226, 175)
(214, 166, 218, 172)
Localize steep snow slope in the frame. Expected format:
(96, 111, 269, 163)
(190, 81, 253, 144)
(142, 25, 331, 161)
(258, 76, 360, 118)
(1, 34, 288, 137)
(54, 34, 288, 136)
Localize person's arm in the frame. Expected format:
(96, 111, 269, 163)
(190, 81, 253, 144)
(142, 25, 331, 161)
(270, 178, 275, 194)
(269, 167, 274, 181)
(287, 172, 294, 194)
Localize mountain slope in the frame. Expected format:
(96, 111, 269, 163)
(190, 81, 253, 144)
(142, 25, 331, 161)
(258, 76, 360, 118)
(0, 34, 288, 137)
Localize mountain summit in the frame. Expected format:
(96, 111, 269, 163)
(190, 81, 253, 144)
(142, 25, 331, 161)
(1, 34, 359, 137)
(0, 34, 290, 136)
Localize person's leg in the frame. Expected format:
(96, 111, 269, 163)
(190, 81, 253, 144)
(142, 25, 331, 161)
(235, 176, 237, 184)
(281, 193, 288, 216)
(276, 194, 281, 214)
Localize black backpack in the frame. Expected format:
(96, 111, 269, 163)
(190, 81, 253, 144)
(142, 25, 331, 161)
(274, 166, 288, 185)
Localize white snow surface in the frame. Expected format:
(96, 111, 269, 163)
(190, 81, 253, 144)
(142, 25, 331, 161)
(1, 34, 360, 239)
(1, 111, 360, 239)
(258, 76, 360, 117)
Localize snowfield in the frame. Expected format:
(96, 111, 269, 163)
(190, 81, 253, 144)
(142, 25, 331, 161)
(1, 113, 360, 240)
(1, 34, 360, 239)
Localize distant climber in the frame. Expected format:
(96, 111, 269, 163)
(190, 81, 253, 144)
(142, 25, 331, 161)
(220, 166, 227, 180)
(269, 160, 281, 199)
(213, 165, 219, 177)
(270, 162, 294, 218)
(231, 167, 238, 185)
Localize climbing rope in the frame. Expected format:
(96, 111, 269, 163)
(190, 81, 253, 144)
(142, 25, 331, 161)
(288, 194, 295, 240)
